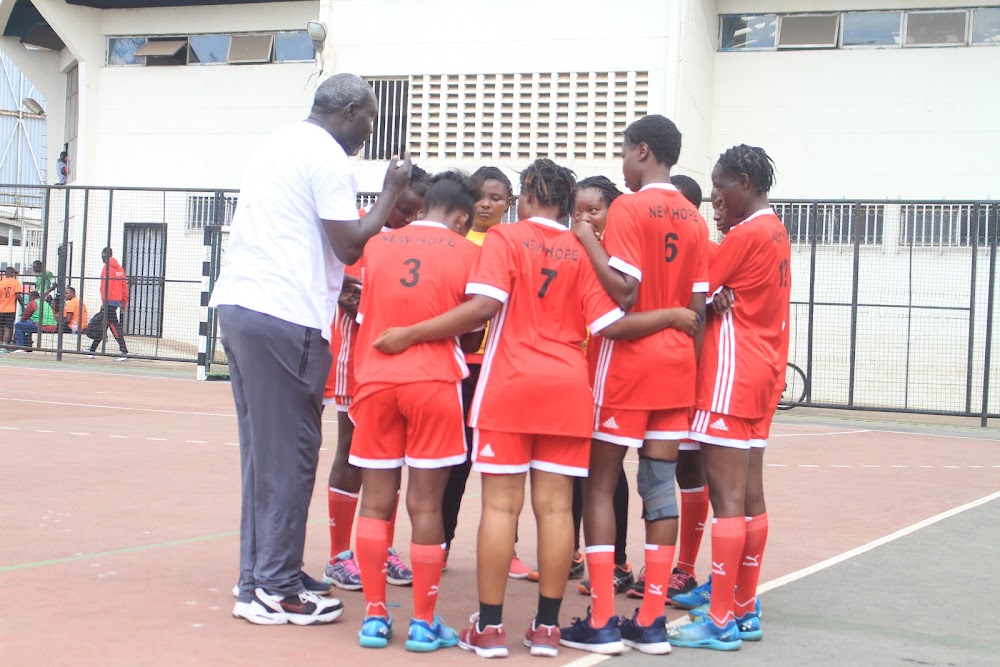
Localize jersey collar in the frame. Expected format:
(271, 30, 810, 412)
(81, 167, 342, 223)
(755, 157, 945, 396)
(736, 207, 777, 226)
(639, 183, 679, 192)
(409, 220, 448, 229)
(527, 216, 567, 231)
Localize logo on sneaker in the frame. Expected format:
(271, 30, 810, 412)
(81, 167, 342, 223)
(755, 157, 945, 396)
(602, 416, 620, 430)
(743, 554, 760, 567)
(648, 583, 663, 596)
(479, 444, 496, 458)
(712, 561, 726, 576)
(281, 601, 311, 614)
(710, 417, 728, 432)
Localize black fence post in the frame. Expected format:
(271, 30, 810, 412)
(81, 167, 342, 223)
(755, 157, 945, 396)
(981, 204, 998, 427)
(966, 203, 981, 414)
(847, 201, 862, 407)
(806, 201, 818, 404)
(55, 189, 78, 361)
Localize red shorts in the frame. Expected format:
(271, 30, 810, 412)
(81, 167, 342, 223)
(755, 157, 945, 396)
(472, 429, 590, 477)
(348, 381, 466, 469)
(592, 406, 690, 448)
(688, 409, 772, 450)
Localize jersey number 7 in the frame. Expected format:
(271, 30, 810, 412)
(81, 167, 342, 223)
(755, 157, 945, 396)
(538, 268, 558, 298)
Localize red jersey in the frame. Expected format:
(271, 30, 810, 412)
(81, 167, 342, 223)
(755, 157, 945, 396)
(468, 217, 624, 437)
(590, 183, 709, 410)
(696, 208, 791, 418)
(324, 219, 390, 402)
(353, 221, 478, 401)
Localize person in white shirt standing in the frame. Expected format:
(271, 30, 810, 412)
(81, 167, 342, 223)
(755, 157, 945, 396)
(211, 73, 413, 627)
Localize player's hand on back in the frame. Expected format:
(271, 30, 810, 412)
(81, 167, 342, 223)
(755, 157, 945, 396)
(382, 153, 412, 195)
(667, 307, 699, 336)
(372, 327, 417, 355)
(712, 288, 734, 315)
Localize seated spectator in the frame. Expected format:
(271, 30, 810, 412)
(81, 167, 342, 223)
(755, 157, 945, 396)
(13, 291, 57, 351)
(62, 287, 87, 333)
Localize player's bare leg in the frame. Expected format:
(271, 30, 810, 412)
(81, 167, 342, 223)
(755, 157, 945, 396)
(529, 468, 574, 601)
(581, 440, 628, 629)
(477, 472, 526, 606)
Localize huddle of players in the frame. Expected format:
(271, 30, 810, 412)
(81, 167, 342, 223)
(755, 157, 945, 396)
(319, 114, 792, 657)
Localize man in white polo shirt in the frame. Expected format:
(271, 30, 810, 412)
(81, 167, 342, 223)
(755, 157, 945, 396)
(211, 73, 412, 626)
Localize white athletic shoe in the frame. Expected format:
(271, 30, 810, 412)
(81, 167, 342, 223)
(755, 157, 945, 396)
(114, 356, 128, 362)
(85, 354, 96, 359)
(244, 588, 343, 626)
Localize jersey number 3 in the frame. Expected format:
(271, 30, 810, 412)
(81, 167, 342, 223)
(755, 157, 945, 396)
(400, 258, 421, 287)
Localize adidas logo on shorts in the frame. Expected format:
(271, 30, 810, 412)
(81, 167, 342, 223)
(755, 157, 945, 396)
(710, 417, 729, 432)
(602, 416, 620, 430)
(479, 444, 496, 458)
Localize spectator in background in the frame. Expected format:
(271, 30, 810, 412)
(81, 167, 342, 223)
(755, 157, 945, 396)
(0, 266, 24, 352)
(62, 287, 87, 333)
(13, 290, 56, 351)
(33, 260, 55, 301)
(56, 152, 70, 185)
(87, 247, 129, 361)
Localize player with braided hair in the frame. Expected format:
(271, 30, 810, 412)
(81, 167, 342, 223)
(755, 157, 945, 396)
(668, 145, 789, 651)
(322, 163, 433, 592)
(372, 157, 699, 658)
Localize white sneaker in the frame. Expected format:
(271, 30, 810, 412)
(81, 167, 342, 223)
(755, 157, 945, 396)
(245, 588, 343, 626)
(86, 354, 95, 359)
(232, 585, 239, 598)
(114, 356, 128, 362)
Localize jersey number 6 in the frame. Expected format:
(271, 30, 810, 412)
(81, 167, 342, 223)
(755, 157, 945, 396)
(664, 232, 679, 263)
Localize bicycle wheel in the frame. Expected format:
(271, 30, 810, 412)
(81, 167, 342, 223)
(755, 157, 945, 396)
(778, 363, 808, 410)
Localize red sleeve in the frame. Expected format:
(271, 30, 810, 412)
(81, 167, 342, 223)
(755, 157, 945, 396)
(21, 301, 37, 322)
(580, 260, 624, 335)
(466, 228, 513, 303)
(602, 198, 643, 282)
(707, 232, 752, 300)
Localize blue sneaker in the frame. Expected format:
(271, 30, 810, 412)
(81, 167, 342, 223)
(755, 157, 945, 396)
(559, 608, 625, 655)
(670, 575, 712, 609)
(324, 550, 363, 591)
(406, 616, 459, 652)
(667, 617, 742, 651)
(689, 598, 762, 621)
(300, 569, 332, 595)
(619, 610, 671, 655)
(736, 611, 762, 641)
(359, 615, 393, 649)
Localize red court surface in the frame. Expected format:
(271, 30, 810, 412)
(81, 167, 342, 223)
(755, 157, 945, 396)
(1, 360, 998, 666)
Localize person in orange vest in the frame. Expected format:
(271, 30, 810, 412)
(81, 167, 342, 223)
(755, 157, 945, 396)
(87, 247, 129, 361)
(62, 287, 88, 333)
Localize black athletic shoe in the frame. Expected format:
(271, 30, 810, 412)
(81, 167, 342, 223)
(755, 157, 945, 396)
(300, 569, 333, 595)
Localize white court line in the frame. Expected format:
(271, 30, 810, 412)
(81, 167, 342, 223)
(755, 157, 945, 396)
(644, 490, 1000, 644)
(757, 490, 1000, 594)
(770, 429, 871, 438)
(0, 396, 236, 418)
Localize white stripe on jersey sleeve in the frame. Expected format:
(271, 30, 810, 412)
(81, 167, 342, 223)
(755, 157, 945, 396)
(589, 308, 625, 335)
(693, 281, 709, 293)
(608, 256, 642, 282)
(466, 282, 509, 303)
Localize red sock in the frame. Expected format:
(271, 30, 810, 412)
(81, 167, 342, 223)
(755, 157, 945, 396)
(585, 547, 616, 628)
(637, 544, 674, 626)
(410, 542, 445, 623)
(707, 517, 746, 627)
(677, 486, 710, 576)
(387, 490, 401, 546)
(356, 517, 390, 618)
(328, 487, 359, 559)
(734, 513, 769, 617)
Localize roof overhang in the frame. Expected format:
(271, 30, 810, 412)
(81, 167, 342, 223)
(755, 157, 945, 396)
(65, 1, 300, 7)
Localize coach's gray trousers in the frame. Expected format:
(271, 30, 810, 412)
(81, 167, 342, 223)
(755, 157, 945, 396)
(217, 305, 332, 600)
